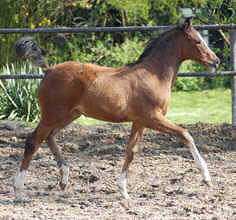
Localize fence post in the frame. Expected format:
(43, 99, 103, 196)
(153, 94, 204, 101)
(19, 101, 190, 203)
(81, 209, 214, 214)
(230, 31, 236, 137)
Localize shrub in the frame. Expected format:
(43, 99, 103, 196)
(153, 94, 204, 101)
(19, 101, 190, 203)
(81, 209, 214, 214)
(45, 34, 146, 67)
(0, 63, 41, 122)
(173, 60, 230, 91)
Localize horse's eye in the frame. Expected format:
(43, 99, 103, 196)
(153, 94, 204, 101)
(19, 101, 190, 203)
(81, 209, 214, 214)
(195, 41, 201, 45)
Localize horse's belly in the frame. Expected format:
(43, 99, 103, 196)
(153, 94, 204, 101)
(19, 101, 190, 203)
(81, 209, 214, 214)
(78, 79, 131, 122)
(75, 102, 130, 123)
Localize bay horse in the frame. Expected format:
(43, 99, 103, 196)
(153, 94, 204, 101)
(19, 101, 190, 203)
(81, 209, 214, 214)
(14, 18, 219, 200)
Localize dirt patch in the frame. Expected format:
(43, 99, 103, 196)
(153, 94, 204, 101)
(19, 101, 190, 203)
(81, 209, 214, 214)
(0, 121, 235, 219)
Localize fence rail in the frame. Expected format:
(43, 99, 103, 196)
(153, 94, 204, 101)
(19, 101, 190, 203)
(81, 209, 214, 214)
(0, 71, 235, 80)
(0, 24, 236, 126)
(0, 24, 235, 34)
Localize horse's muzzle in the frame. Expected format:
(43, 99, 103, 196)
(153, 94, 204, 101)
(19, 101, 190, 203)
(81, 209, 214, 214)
(208, 58, 220, 72)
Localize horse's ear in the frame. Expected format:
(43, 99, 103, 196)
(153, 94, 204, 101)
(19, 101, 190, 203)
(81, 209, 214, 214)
(179, 17, 193, 32)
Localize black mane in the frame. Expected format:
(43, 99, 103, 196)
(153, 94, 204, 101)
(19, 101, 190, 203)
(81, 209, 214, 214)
(127, 27, 180, 67)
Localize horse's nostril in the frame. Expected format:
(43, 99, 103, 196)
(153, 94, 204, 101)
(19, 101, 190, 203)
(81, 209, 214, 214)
(216, 58, 220, 65)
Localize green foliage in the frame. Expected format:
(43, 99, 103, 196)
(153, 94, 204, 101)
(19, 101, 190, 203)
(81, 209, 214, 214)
(0, 0, 234, 67)
(174, 61, 204, 91)
(109, 0, 151, 24)
(46, 34, 146, 67)
(173, 60, 230, 91)
(0, 64, 41, 122)
(193, 0, 235, 24)
(151, 0, 182, 24)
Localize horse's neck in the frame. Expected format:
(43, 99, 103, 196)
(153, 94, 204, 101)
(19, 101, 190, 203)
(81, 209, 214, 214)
(142, 39, 182, 85)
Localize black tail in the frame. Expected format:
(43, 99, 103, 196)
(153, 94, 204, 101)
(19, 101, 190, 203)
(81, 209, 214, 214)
(15, 36, 48, 71)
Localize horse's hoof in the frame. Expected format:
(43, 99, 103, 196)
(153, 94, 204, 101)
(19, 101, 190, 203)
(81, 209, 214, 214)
(121, 190, 130, 200)
(204, 180, 213, 187)
(59, 164, 69, 191)
(14, 187, 23, 202)
(59, 181, 67, 191)
(14, 197, 23, 204)
(118, 183, 130, 200)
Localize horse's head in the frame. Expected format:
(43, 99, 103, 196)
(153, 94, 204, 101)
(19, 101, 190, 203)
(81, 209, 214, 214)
(179, 17, 220, 72)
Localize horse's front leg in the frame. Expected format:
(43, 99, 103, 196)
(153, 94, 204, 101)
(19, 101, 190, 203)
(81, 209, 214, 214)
(143, 111, 212, 185)
(118, 123, 145, 199)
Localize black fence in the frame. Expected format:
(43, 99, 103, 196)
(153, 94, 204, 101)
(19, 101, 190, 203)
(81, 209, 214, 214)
(0, 24, 235, 34)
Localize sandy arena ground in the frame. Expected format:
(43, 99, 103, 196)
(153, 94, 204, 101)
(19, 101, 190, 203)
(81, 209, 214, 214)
(0, 120, 235, 219)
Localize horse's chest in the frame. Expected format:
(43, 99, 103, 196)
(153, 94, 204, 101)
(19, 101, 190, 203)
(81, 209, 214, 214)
(138, 80, 170, 106)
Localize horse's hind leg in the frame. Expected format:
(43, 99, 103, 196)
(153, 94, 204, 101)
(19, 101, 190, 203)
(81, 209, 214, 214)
(46, 110, 82, 190)
(143, 111, 211, 185)
(14, 122, 53, 200)
(47, 135, 69, 190)
(118, 123, 145, 199)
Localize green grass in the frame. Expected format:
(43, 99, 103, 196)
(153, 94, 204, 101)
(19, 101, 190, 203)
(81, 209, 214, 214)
(75, 88, 232, 126)
(167, 88, 231, 124)
(75, 115, 106, 126)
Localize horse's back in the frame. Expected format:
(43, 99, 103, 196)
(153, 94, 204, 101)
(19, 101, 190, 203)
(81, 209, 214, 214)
(40, 61, 118, 93)
(44, 61, 116, 84)
(38, 61, 120, 124)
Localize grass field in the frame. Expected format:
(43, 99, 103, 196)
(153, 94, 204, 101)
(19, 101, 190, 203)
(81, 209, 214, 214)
(167, 88, 231, 124)
(75, 88, 231, 126)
